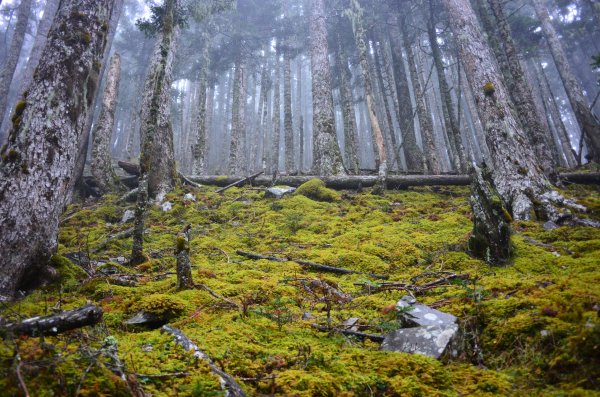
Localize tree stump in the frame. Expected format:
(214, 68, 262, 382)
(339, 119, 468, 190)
(176, 225, 193, 290)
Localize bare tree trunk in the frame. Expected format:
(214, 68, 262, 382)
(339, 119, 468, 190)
(442, 0, 577, 220)
(0, 0, 32, 143)
(488, 0, 558, 177)
(532, 0, 600, 163)
(91, 53, 121, 193)
(192, 30, 211, 175)
(310, 0, 345, 175)
(230, 55, 246, 176)
(284, 51, 295, 174)
(0, 0, 115, 299)
(271, 49, 281, 173)
(336, 32, 359, 174)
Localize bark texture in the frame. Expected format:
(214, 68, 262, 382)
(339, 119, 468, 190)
(532, 0, 600, 163)
(441, 0, 573, 220)
(91, 53, 121, 193)
(0, 0, 33, 142)
(192, 30, 211, 175)
(336, 33, 359, 174)
(0, 0, 114, 298)
(284, 51, 295, 173)
(230, 56, 247, 176)
(0, 305, 103, 337)
(310, 0, 345, 175)
(176, 227, 193, 290)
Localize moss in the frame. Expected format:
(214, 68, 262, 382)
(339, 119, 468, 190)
(50, 254, 87, 288)
(295, 178, 340, 202)
(133, 293, 186, 319)
(483, 81, 495, 96)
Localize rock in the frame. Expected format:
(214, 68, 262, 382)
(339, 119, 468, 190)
(396, 296, 457, 328)
(121, 209, 135, 223)
(125, 311, 164, 328)
(115, 256, 126, 264)
(184, 193, 196, 202)
(381, 324, 459, 359)
(543, 221, 559, 230)
(302, 312, 313, 320)
(161, 201, 173, 212)
(265, 186, 296, 199)
(142, 343, 153, 352)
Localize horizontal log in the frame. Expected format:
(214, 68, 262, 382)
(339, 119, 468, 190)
(0, 305, 103, 337)
(187, 172, 599, 190)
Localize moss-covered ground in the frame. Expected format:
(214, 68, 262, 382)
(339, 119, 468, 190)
(1, 181, 599, 396)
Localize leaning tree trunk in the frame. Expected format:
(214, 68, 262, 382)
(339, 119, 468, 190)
(0, 0, 115, 299)
(488, 0, 558, 177)
(310, 0, 345, 176)
(0, 0, 32, 144)
(532, 0, 600, 163)
(91, 53, 122, 194)
(131, 0, 178, 266)
(441, 0, 577, 221)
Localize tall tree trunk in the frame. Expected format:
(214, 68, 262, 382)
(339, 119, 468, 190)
(427, 0, 467, 172)
(0, 0, 32, 144)
(0, 0, 115, 299)
(442, 0, 575, 220)
(271, 49, 281, 173)
(401, 25, 440, 174)
(336, 32, 359, 174)
(91, 53, 121, 193)
(310, 0, 345, 175)
(389, 19, 424, 172)
(229, 55, 246, 176)
(488, 0, 557, 177)
(131, 0, 178, 266)
(192, 30, 211, 175)
(532, 0, 600, 163)
(348, 0, 386, 184)
(283, 51, 295, 174)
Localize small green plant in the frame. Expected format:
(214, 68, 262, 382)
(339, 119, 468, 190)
(254, 294, 295, 331)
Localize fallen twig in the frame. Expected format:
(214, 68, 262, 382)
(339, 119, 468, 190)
(93, 228, 134, 253)
(215, 171, 264, 194)
(179, 171, 202, 188)
(355, 272, 470, 295)
(236, 250, 388, 279)
(161, 325, 246, 397)
(196, 284, 241, 310)
(311, 324, 384, 343)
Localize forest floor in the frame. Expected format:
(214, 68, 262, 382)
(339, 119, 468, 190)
(0, 178, 599, 396)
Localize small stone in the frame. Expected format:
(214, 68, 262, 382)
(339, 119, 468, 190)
(184, 193, 196, 202)
(540, 330, 549, 337)
(121, 209, 135, 223)
(543, 221, 559, 230)
(116, 256, 126, 264)
(161, 201, 172, 212)
(142, 344, 153, 352)
(302, 312, 313, 320)
(265, 186, 296, 199)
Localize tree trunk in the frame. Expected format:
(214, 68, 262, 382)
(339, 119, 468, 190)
(441, 0, 575, 221)
(401, 25, 440, 174)
(488, 0, 557, 177)
(192, 30, 211, 175)
(271, 49, 281, 173)
(230, 55, 247, 176)
(0, 0, 115, 299)
(176, 227, 193, 290)
(532, 0, 600, 163)
(310, 0, 345, 175)
(0, 0, 32, 143)
(284, 51, 295, 174)
(131, 0, 178, 266)
(91, 53, 121, 193)
(389, 19, 424, 172)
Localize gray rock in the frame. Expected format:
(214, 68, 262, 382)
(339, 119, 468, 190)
(543, 221, 559, 230)
(183, 193, 196, 202)
(396, 296, 457, 328)
(265, 186, 296, 199)
(121, 209, 135, 223)
(125, 311, 162, 327)
(381, 323, 459, 359)
(161, 201, 173, 212)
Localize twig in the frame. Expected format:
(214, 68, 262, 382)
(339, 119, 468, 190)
(355, 272, 470, 295)
(310, 324, 384, 343)
(93, 228, 134, 253)
(196, 284, 241, 310)
(137, 372, 189, 379)
(178, 171, 202, 188)
(15, 356, 30, 397)
(215, 171, 264, 194)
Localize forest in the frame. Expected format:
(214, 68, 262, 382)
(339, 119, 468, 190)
(0, 0, 599, 395)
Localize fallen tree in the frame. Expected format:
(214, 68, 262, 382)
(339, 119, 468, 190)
(0, 305, 103, 337)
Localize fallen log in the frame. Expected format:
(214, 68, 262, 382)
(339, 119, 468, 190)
(187, 172, 600, 190)
(236, 250, 388, 279)
(215, 171, 264, 194)
(118, 160, 140, 176)
(161, 325, 246, 397)
(311, 324, 384, 343)
(0, 305, 103, 337)
(93, 227, 134, 253)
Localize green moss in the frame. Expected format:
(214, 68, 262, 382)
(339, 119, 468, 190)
(295, 178, 340, 202)
(50, 254, 87, 289)
(133, 293, 186, 319)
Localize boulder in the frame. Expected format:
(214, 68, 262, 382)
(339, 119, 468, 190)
(121, 209, 135, 223)
(396, 296, 457, 327)
(265, 186, 296, 199)
(381, 323, 459, 359)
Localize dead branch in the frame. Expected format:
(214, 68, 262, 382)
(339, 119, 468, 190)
(236, 250, 389, 279)
(93, 228, 134, 253)
(178, 171, 202, 188)
(196, 284, 241, 310)
(356, 272, 470, 295)
(287, 278, 352, 303)
(215, 171, 264, 194)
(161, 325, 246, 397)
(311, 324, 384, 343)
(0, 305, 103, 337)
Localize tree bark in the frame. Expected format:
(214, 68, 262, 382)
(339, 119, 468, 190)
(230, 55, 246, 176)
(284, 50, 295, 173)
(91, 53, 121, 193)
(441, 0, 577, 221)
(0, 305, 103, 337)
(0, 0, 115, 299)
(192, 29, 211, 176)
(532, 0, 600, 163)
(176, 227, 193, 290)
(310, 0, 345, 175)
(488, 0, 557, 177)
(0, 0, 32, 143)
(271, 48, 281, 173)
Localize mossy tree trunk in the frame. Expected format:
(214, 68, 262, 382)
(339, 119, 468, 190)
(91, 53, 122, 194)
(441, 0, 579, 221)
(192, 28, 212, 176)
(176, 227, 194, 290)
(310, 0, 345, 176)
(131, 0, 178, 266)
(284, 50, 295, 174)
(0, 0, 115, 299)
(229, 54, 247, 176)
(0, 0, 32, 144)
(532, 0, 600, 163)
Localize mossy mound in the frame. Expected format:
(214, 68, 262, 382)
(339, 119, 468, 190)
(295, 178, 341, 202)
(1, 184, 599, 396)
